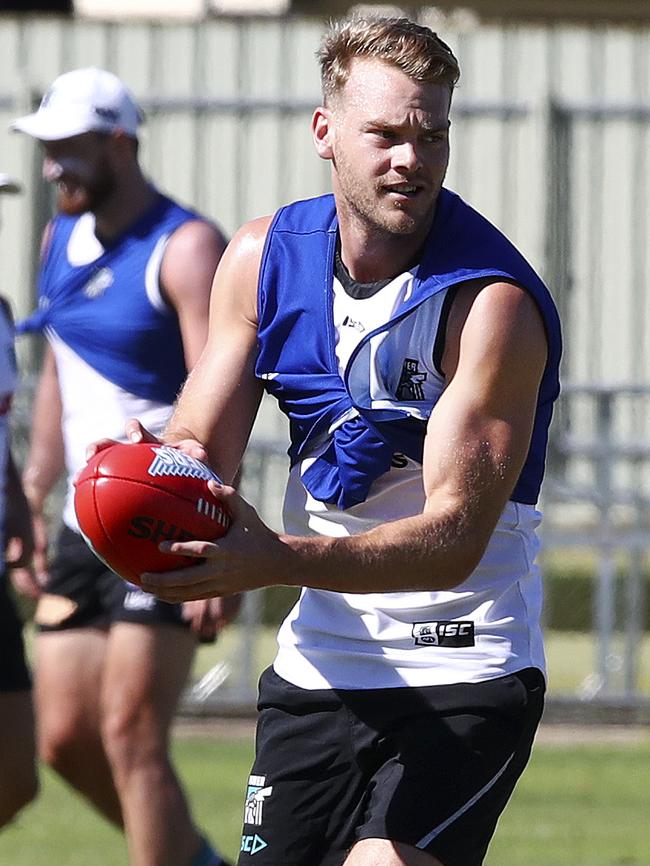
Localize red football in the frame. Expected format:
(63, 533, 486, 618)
(74, 442, 230, 585)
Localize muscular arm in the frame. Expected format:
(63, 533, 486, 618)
(143, 279, 549, 602)
(141, 217, 234, 637)
(160, 218, 228, 369)
(22, 345, 65, 513)
(18, 346, 65, 584)
(21, 222, 64, 511)
(163, 217, 268, 483)
(283, 281, 547, 591)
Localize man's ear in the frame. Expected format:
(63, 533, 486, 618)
(109, 129, 137, 165)
(311, 106, 334, 161)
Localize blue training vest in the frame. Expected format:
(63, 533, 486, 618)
(256, 190, 562, 508)
(19, 193, 199, 406)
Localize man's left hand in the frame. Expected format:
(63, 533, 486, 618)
(140, 482, 289, 602)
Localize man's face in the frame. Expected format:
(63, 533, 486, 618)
(41, 132, 117, 216)
(321, 58, 451, 238)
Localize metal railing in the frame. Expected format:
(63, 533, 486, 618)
(542, 385, 650, 705)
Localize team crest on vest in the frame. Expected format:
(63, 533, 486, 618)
(83, 267, 114, 299)
(396, 358, 427, 401)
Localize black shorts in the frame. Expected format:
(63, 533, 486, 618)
(238, 666, 545, 866)
(0, 574, 32, 691)
(35, 525, 189, 632)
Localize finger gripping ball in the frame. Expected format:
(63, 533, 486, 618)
(73, 443, 230, 585)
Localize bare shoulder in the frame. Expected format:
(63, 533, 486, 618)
(451, 278, 544, 327)
(163, 217, 228, 264)
(207, 215, 273, 329)
(221, 215, 273, 269)
(442, 278, 547, 379)
(161, 218, 229, 313)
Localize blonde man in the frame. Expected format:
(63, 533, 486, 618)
(108, 17, 559, 866)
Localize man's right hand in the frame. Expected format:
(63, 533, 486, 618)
(7, 509, 48, 600)
(85, 418, 211, 468)
(128, 418, 211, 464)
(84, 418, 160, 462)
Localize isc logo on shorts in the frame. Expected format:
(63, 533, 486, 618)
(412, 620, 475, 647)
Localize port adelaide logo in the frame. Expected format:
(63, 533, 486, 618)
(412, 621, 475, 647)
(396, 358, 427, 401)
(240, 774, 273, 857)
(244, 774, 273, 827)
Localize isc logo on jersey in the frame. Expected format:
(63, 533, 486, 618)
(412, 620, 475, 647)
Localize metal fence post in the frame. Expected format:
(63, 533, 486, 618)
(594, 390, 616, 695)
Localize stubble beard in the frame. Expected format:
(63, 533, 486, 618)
(56, 162, 117, 217)
(335, 155, 430, 240)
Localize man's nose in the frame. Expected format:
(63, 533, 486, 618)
(391, 141, 420, 171)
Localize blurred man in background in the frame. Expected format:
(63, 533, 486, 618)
(11, 68, 233, 866)
(0, 172, 39, 829)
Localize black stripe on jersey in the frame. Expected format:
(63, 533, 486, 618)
(334, 247, 393, 299)
(432, 283, 460, 377)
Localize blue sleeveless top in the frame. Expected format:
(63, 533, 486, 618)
(256, 190, 562, 509)
(20, 193, 198, 405)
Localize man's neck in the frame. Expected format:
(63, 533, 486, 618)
(335, 204, 434, 284)
(337, 224, 430, 284)
(93, 175, 158, 244)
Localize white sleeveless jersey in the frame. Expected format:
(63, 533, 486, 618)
(273, 269, 546, 690)
(0, 305, 17, 567)
(48, 214, 174, 531)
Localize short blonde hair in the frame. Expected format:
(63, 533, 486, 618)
(318, 16, 460, 105)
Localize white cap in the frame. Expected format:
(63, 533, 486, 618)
(0, 174, 21, 194)
(10, 67, 143, 141)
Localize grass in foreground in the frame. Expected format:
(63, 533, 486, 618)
(0, 735, 649, 865)
(487, 739, 650, 865)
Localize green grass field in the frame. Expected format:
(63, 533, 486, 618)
(9, 624, 650, 864)
(1, 733, 649, 865)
